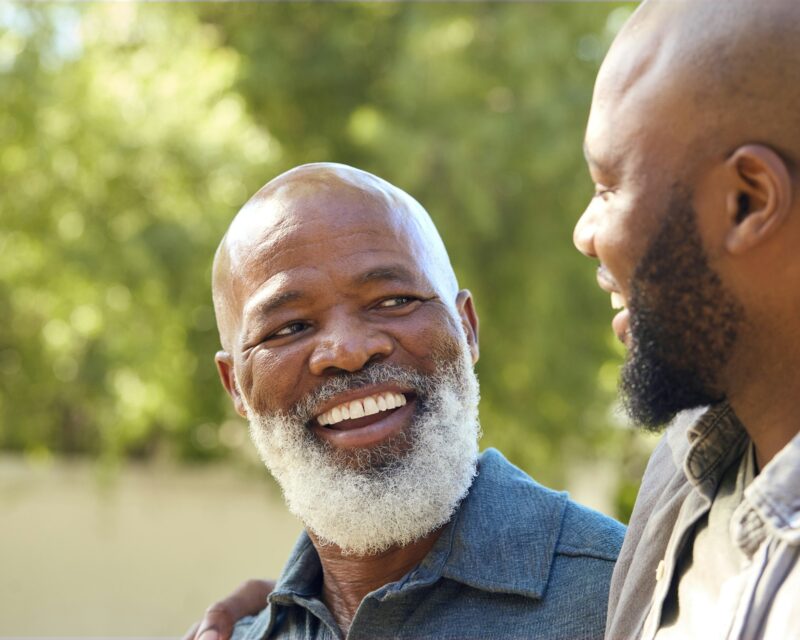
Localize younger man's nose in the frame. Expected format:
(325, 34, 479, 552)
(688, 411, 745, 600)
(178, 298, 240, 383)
(573, 206, 598, 259)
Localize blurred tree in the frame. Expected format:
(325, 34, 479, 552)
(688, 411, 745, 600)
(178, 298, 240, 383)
(0, 4, 278, 462)
(0, 3, 643, 498)
(196, 2, 638, 485)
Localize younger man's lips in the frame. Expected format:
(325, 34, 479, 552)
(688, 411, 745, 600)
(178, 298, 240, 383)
(613, 308, 631, 345)
(311, 397, 416, 449)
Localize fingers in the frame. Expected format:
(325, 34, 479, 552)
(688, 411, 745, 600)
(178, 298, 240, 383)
(227, 579, 275, 619)
(181, 621, 200, 640)
(182, 579, 276, 640)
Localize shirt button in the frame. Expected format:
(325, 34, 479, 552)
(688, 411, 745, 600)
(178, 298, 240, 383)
(656, 560, 666, 582)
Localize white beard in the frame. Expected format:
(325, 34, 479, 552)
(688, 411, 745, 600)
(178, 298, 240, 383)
(244, 339, 481, 556)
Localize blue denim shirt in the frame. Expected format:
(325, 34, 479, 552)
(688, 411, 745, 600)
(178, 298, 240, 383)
(232, 448, 624, 640)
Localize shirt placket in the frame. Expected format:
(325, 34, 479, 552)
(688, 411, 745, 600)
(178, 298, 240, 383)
(642, 411, 745, 640)
(640, 491, 712, 640)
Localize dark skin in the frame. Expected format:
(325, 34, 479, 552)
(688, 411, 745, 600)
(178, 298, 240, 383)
(189, 2, 800, 637)
(311, 533, 443, 633)
(183, 580, 275, 640)
(574, 0, 800, 469)
(186, 163, 479, 640)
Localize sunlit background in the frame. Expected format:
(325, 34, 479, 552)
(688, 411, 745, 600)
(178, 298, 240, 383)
(0, 2, 657, 636)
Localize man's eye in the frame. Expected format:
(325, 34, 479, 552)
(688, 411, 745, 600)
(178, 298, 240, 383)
(270, 322, 308, 339)
(593, 185, 615, 200)
(377, 296, 416, 309)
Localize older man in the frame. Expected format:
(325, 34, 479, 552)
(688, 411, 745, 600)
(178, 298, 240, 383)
(190, 3, 800, 639)
(574, 0, 800, 638)
(197, 163, 622, 640)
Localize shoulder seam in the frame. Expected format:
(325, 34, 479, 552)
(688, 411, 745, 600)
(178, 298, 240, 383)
(554, 544, 620, 562)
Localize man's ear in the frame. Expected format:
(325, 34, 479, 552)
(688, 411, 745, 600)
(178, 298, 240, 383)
(724, 144, 793, 255)
(455, 289, 479, 364)
(215, 351, 248, 418)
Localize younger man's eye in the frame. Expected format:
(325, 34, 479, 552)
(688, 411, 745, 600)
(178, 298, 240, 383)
(593, 184, 615, 200)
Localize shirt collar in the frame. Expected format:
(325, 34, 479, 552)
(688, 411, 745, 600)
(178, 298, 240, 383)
(270, 533, 320, 601)
(739, 429, 800, 547)
(264, 533, 333, 638)
(413, 448, 567, 599)
(667, 405, 800, 553)
(268, 448, 566, 607)
(667, 402, 749, 498)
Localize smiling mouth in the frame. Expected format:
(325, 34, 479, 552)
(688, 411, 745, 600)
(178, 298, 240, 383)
(315, 391, 409, 430)
(596, 267, 631, 343)
(596, 266, 628, 311)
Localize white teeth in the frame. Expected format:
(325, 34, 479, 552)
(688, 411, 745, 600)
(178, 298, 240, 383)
(349, 400, 365, 419)
(316, 391, 407, 426)
(363, 397, 379, 416)
(611, 292, 625, 310)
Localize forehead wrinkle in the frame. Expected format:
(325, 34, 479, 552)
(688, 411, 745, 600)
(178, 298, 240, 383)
(243, 289, 305, 323)
(356, 265, 419, 287)
(240, 228, 412, 289)
(237, 204, 450, 300)
(227, 213, 304, 275)
(213, 163, 462, 351)
(259, 164, 457, 299)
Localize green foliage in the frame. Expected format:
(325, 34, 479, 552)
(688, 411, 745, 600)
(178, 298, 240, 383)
(0, 3, 637, 490)
(0, 4, 272, 461)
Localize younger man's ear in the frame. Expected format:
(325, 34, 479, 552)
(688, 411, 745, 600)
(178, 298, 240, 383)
(215, 351, 247, 418)
(724, 144, 792, 254)
(455, 289, 480, 364)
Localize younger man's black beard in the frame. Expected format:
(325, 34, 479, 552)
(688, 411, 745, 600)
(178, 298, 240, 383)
(618, 189, 742, 431)
(620, 314, 725, 431)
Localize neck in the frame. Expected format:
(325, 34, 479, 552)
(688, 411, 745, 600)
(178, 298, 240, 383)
(727, 343, 800, 470)
(308, 528, 444, 635)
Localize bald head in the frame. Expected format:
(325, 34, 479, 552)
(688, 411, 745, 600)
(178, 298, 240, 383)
(212, 163, 458, 353)
(595, 0, 800, 175)
(576, 0, 800, 435)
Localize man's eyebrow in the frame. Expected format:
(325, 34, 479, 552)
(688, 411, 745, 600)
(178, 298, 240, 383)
(244, 290, 305, 319)
(583, 141, 598, 167)
(355, 265, 419, 286)
(583, 142, 614, 175)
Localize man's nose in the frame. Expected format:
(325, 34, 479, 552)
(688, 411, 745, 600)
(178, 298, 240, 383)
(308, 316, 394, 376)
(573, 205, 598, 258)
